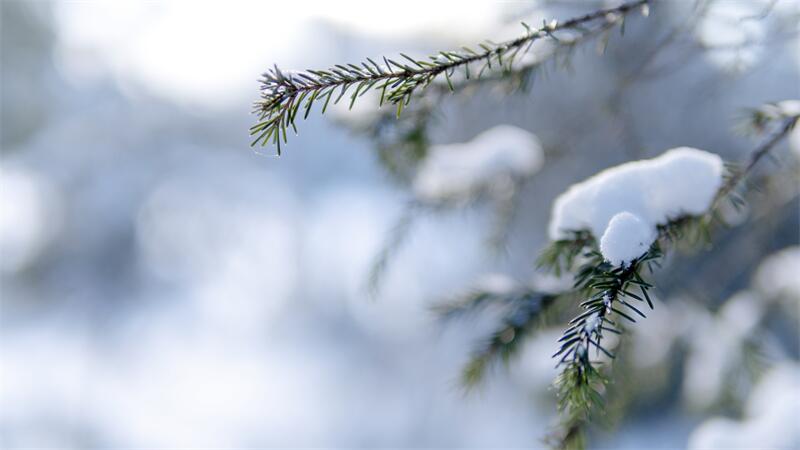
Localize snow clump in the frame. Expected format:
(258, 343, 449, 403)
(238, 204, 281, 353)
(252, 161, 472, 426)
(549, 147, 724, 266)
(599, 211, 657, 267)
(413, 125, 544, 201)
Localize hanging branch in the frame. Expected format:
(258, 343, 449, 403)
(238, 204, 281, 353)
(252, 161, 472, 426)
(543, 107, 798, 449)
(718, 112, 799, 201)
(250, 0, 651, 153)
(549, 245, 658, 449)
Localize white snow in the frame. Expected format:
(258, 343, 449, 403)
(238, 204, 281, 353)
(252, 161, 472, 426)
(530, 272, 573, 294)
(688, 363, 800, 450)
(790, 125, 800, 160)
(583, 313, 601, 333)
(510, 327, 563, 393)
(548, 147, 724, 266)
(682, 291, 765, 409)
(696, 1, 767, 71)
(754, 246, 800, 316)
(759, 99, 800, 123)
(777, 99, 800, 117)
(628, 297, 687, 370)
(759, 100, 800, 161)
(599, 211, 656, 267)
(413, 125, 544, 201)
(0, 166, 61, 273)
(474, 273, 518, 295)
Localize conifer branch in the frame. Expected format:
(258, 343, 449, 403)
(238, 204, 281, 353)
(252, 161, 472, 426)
(718, 113, 799, 202)
(250, 0, 651, 153)
(434, 285, 558, 388)
(543, 110, 798, 449)
(365, 202, 420, 298)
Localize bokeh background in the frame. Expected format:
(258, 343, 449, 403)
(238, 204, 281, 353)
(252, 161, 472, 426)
(1, 1, 798, 448)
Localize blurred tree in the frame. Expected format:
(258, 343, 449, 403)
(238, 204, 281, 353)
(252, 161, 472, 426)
(250, 1, 799, 448)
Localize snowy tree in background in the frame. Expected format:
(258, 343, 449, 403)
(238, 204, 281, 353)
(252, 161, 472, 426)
(251, 1, 799, 448)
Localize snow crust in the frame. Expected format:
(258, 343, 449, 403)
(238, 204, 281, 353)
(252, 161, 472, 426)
(413, 125, 543, 201)
(548, 147, 724, 266)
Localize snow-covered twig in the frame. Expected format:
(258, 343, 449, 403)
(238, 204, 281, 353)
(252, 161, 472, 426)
(541, 111, 798, 449)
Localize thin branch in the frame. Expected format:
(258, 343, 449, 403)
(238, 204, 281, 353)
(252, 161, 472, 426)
(717, 114, 799, 202)
(622, 0, 711, 84)
(544, 109, 798, 449)
(365, 201, 421, 298)
(250, 0, 651, 153)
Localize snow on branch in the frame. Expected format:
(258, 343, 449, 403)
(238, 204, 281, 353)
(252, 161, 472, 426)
(413, 125, 544, 202)
(548, 147, 724, 266)
(722, 103, 800, 200)
(540, 106, 798, 448)
(367, 125, 545, 296)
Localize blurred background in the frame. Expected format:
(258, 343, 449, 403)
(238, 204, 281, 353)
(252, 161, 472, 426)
(1, 0, 798, 448)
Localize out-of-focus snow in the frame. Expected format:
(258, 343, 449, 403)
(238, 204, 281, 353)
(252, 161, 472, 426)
(510, 327, 563, 393)
(696, 1, 767, 72)
(413, 125, 544, 202)
(628, 297, 689, 371)
(776, 100, 800, 117)
(0, 165, 61, 273)
(6, 1, 799, 447)
(135, 170, 300, 332)
(682, 291, 764, 410)
(548, 147, 723, 265)
(329, 89, 387, 127)
(688, 363, 800, 450)
(790, 127, 800, 160)
(473, 273, 519, 295)
(530, 272, 573, 294)
(768, 100, 800, 159)
(52, 2, 505, 109)
(754, 246, 800, 317)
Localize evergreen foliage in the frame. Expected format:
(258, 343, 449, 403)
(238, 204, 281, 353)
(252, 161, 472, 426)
(250, 0, 650, 153)
(251, 0, 799, 448)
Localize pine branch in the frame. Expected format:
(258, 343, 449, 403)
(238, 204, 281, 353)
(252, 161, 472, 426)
(250, 0, 651, 153)
(718, 113, 799, 201)
(537, 231, 595, 276)
(341, 15, 628, 180)
(434, 281, 547, 322)
(551, 247, 658, 370)
(543, 110, 798, 449)
(438, 288, 558, 389)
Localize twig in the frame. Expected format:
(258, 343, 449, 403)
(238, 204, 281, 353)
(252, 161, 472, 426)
(717, 114, 799, 202)
(250, 0, 651, 153)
